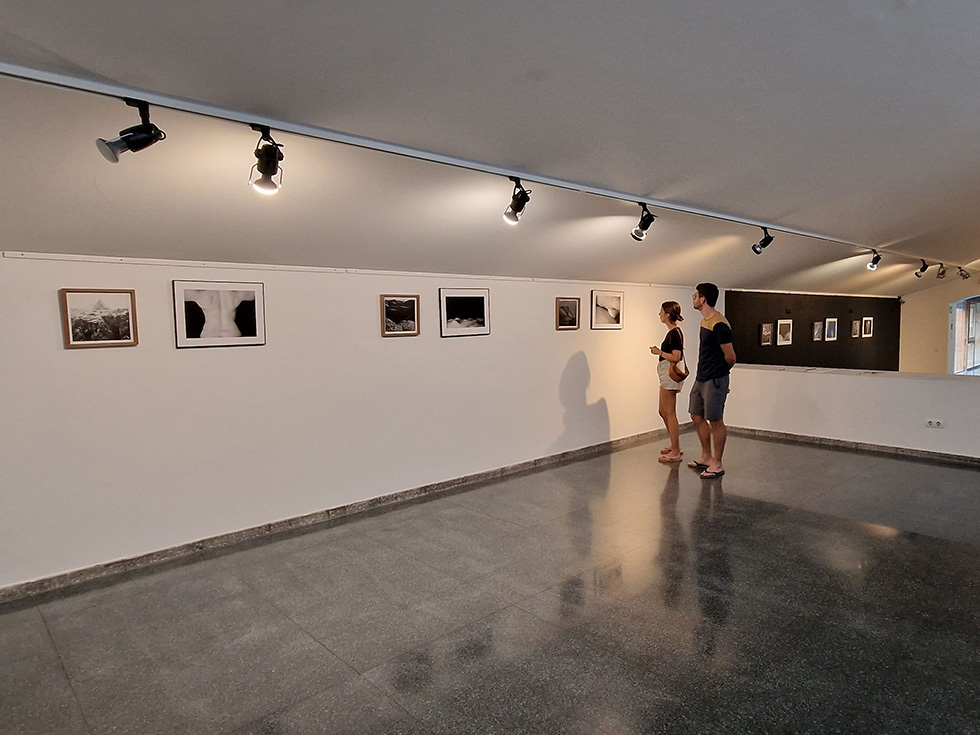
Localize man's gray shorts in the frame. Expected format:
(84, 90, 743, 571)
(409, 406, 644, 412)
(689, 374, 730, 422)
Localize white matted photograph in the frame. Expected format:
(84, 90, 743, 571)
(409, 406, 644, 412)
(59, 289, 138, 349)
(862, 316, 874, 338)
(556, 297, 580, 330)
(173, 280, 266, 348)
(776, 319, 793, 346)
(591, 290, 623, 330)
(440, 288, 490, 337)
(825, 317, 838, 341)
(381, 295, 420, 337)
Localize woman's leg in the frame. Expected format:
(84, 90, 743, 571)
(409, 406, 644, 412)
(659, 388, 682, 459)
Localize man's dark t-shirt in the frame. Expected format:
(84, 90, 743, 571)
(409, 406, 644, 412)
(697, 313, 733, 382)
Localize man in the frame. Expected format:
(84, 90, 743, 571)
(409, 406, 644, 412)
(688, 283, 736, 479)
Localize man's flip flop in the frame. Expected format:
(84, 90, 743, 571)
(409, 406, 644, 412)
(699, 469, 725, 479)
(688, 461, 709, 470)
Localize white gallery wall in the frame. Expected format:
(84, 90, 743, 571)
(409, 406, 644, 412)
(0, 252, 695, 590)
(900, 276, 980, 374)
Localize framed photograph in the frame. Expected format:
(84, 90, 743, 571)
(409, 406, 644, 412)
(812, 321, 823, 341)
(851, 319, 861, 338)
(591, 290, 624, 330)
(173, 281, 266, 348)
(59, 289, 138, 349)
(556, 297, 580, 330)
(381, 295, 420, 337)
(825, 318, 838, 342)
(776, 319, 793, 346)
(760, 323, 773, 346)
(440, 288, 490, 337)
(862, 316, 874, 338)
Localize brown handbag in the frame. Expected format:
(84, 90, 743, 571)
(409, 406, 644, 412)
(667, 329, 689, 382)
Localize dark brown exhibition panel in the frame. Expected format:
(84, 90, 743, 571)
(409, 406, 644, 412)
(725, 290, 901, 371)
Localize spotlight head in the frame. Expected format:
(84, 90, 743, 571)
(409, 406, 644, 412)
(95, 99, 166, 163)
(914, 259, 929, 278)
(958, 267, 971, 280)
(630, 203, 656, 241)
(751, 227, 774, 255)
(936, 263, 947, 279)
(248, 126, 284, 195)
(867, 250, 881, 271)
(503, 177, 531, 224)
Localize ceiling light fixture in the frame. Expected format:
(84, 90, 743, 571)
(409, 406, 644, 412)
(503, 177, 531, 225)
(914, 259, 929, 278)
(248, 125, 284, 195)
(95, 99, 166, 163)
(751, 227, 774, 255)
(958, 267, 971, 280)
(867, 250, 882, 271)
(936, 263, 947, 279)
(630, 203, 657, 241)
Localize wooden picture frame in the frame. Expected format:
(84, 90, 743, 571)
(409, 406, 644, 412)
(556, 297, 580, 330)
(776, 319, 793, 346)
(59, 289, 138, 349)
(591, 290, 624, 330)
(440, 288, 490, 337)
(825, 317, 838, 342)
(862, 316, 874, 338)
(173, 280, 266, 348)
(381, 295, 420, 337)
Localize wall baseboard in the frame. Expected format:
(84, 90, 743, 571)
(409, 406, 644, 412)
(0, 427, 680, 611)
(728, 426, 980, 468)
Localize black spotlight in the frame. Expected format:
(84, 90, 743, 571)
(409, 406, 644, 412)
(96, 99, 166, 163)
(751, 227, 774, 255)
(936, 263, 948, 279)
(630, 203, 657, 241)
(914, 259, 929, 278)
(503, 177, 531, 225)
(867, 250, 882, 271)
(958, 267, 971, 280)
(248, 125, 284, 195)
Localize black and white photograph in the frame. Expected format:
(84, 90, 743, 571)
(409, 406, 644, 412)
(381, 294, 420, 337)
(777, 319, 793, 346)
(851, 319, 861, 338)
(825, 317, 838, 341)
(862, 316, 874, 338)
(439, 288, 490, 337)
(812, 321, 823, 341)
(556, 297, 580, 330)
(591, 290, 624, 330)
(173, 280, 266, 348)
(760, 322, 773, 346)
(59, 289, 138, 349)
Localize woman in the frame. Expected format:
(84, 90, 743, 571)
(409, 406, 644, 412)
(649, 301, 686, 463)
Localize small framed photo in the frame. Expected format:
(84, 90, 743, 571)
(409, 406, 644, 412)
(812, 321, 823, 341)
(174, 281, 266, 348)
(862, 316, 874, 338)
(776, 319, 793, 346)
(59, 289, 138, 349)
(851, 319, 861, 338)
(440, 288, 490, 337)
(760, 323, 773, 346)
(556, 297, 580, 330)
(591, 290, 624, 330)
(825, 318, 838, 342)
(381, 295, 420, 337)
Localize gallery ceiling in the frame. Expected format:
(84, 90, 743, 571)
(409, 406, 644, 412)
(2, 1, 979, 297)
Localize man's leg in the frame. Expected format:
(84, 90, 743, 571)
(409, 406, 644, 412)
(706, 419, 727, 473)
(692, 414, 712, 465)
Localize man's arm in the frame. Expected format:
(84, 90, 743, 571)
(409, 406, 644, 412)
(721, 342, 736, 367)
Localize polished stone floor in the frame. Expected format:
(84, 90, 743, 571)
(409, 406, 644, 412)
(3, 434, 980, 734)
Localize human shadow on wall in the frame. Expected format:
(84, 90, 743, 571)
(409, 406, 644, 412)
(551, 351, 612, 559)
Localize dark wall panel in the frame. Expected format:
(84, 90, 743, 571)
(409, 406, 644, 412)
(725, 290, 901, 371)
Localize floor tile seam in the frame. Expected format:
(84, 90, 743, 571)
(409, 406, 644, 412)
(261, 598, 368, 680)
(36, 608, 96, 734)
